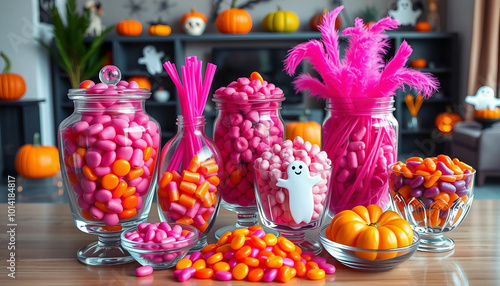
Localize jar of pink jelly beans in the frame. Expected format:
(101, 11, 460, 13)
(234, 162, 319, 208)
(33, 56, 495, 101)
(323, 97, 398, 215)
(212, 82, 285, 214)
(58, 67, 161, 233)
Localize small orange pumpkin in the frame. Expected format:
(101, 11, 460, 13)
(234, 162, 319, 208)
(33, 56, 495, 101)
(216, 0, 252, 34)
(475, 107, 500, 119)
(148, 24, 171, 36)
(128, 76, 151, 90)
(0, 52, 26, 101)
(15, 133, 60, 179)
(116, 19, 143, 36)
(410, 58, 427, 69)
(310, 8, 341, 31)
(286, 121, 321, 147)
(435, 110, 462, 132)
(415, 21, 431, 32)
(326, 204, 413, 260)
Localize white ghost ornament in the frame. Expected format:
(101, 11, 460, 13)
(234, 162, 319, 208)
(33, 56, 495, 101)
(465, 86, 500, 111)
(183, 17, 207, 36)
(276, 161, 322, 225)
(388, 0, 422, 26)
(138, 45, 165, 75)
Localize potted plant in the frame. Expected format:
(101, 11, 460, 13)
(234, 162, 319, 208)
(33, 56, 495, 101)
(39, 0, 113, 88)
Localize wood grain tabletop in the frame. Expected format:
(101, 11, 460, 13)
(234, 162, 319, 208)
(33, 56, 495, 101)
(0, 200, 499, 285)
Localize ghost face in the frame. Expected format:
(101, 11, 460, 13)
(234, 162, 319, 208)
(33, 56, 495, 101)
(183, 17, 206, 36)
(477, 86, 495, 100)
(288, 161, 307, 177)
(398, 0, 412, 10)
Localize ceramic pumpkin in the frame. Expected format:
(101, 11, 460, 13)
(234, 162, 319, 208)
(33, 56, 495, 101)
(216, 0, 252, 34)
(116, 19, 143, 36)
(262, 7, 299, 33)
(415, 21, 431, 32)
(410, 58, 427, 69)
(128, 76, 151, 90)
(435, 111, 462, 132)
(15, 133, 60, 179)
(475, 107, 500, 119)
(0, 52, 26, 101)
(326, 204, 413, 260)
(286, 121, 321, 147)
(310, 8, 341, 31)
(148, 23, 171, 36)
(181, 8, 207, 36)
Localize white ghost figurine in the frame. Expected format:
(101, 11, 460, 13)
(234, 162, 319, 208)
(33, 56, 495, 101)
(388, 0, 422, 26)
(138, 45, 165, 75)
(276, 161, 322, 225)
(465, 86, 500, 110)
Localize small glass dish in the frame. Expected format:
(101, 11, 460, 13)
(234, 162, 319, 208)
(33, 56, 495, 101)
(389, 163, 475, 252)
(319, 224, 420, 271)
(121, 223, 198, 269)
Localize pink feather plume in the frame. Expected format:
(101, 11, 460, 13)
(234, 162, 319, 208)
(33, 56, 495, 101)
(284, 6, 439, 99)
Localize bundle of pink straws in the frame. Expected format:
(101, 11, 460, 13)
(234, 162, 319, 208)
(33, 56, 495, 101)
(163, 56, 217, 171)
(284, 6, 439, 213)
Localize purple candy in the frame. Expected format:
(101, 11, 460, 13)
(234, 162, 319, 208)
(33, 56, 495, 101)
(456, 187, 469, 197)
(409, 176, 425, 188)
(393, 174, 403, 191)
(439, 209, 449, 219)
(463, 169, 473, 184)
(423, 186, 440, 198)
(410, 188, 423, 197)
(406, 160, 422, 170)
(436, 161, 454, 176)
(438, 181, 456, 194)
(452, 180, 467, 190)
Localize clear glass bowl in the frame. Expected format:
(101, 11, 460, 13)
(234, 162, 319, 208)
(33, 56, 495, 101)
(319, 224, 420, 271)
(121, 223, 198, 269)
(254, 166, 332, 255)
(389, 164, 475, 252)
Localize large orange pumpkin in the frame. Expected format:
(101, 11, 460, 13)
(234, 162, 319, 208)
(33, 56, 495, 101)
(326, 204, 413, 260)
(116, 20, 143, 36)
(310, 8, 341, 31)
(286, 121, 321, 147)
(435, 111, 462, 132)
(128, 76, 151, 90)
(216, 0, 252, 34)
(0, 52, 26, 101)
(15, 133, 60, 179)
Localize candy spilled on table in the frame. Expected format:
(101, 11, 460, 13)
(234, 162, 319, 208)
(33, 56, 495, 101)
(157, 57, 221, 250)
(284, 6, 439, 215)
(58, 65, 161, 265)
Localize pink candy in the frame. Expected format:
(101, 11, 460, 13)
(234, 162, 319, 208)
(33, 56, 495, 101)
(61, 80, 160, 226)
(253, 136, 332, 227)
(213, 77, 285, 207)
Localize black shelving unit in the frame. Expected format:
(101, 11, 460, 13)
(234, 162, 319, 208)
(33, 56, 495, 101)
(51, 31, 458, 158)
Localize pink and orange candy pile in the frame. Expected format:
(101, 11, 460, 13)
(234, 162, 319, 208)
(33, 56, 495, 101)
(390, 155, 475, 227)
(174, 226, 335, 282)
(157, 155, 220, 233)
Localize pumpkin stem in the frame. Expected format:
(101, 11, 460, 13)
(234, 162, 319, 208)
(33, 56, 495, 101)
(231, 0, 237, 8)
(33, 132, 41, 147)
(368, 222, 380, 228)
(1, 51, 11, 73)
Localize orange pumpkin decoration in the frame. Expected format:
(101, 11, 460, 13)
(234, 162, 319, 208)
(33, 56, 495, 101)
(15, 133, 60, 179)
(181, 8, 207, 26)
(415, 21, 431, 32)
(310, 8, 341, 31)
(286, 121, 321, 147)
(326, 204, 413, 260)
(148, 24, 172, 36)
(0, 52, 26, 101)
(116, 20, 143, 36)
(216, 0, 252, 34)
(475, 107, 500, 119)
(410, 58, 427, 69)
(435, 110, 462, 132)
(128, 76, 151, 90)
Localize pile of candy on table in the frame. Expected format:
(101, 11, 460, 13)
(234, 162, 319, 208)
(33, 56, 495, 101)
(57, 6, 476, 282)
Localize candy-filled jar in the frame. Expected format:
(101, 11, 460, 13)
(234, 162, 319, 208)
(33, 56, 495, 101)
(323, 97, 398, 215)
(58, 66, 161, 265)
(212, 77, 285, 238)
(157, 115, 221, 251)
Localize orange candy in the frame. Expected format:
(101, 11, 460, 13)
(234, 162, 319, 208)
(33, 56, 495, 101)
(232, 263, 249, 280)
(265, 256, 284, 268)
(82, 165, 98, 181)
(213, 261, 230, 272)
(294, 261, 307, 277)
(278, 237, 296, 252)
(201, 244, 218, 254)
(195, 268, 213, 279)
(118, 208, 137, 219)
(235, 246, 252, 260)
(143, 146, 153, 161)
(122, 195, 139, 209)
(307, 269, 326, 280)
(112, 181, 128, 198)
(192, 259, 206, 270)
(182, 170, 200, 183)
(206, 252, 224, 265)
(176, 258, 192, 270)
(277, 266, 295, 283)
(112, 159, 131, 176)
(127, 168, 144, 180)
(159, 172, 173, 189)
(248, 268, 264, 282)
(231, 234, 246, 250)
(122, 186, 136, 198)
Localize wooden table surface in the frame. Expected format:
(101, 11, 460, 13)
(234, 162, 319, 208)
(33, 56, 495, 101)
(0, 201, 499, 285)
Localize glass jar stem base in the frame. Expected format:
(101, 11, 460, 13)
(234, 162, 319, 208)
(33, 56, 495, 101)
(214, 212, 278, 239)
(279, 231, 322, 256)
(191, 236, 208, 252)
(77, 233, 133, 265)
(417, 232, 455, 252)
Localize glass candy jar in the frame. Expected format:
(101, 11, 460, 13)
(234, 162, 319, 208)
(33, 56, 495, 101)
(58, 66, 161, 265)
(323, 97, 398, 215)
(157, 115, 222, 250)
(212, 92, 285, 238)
